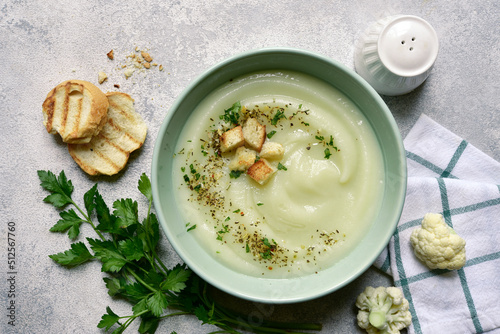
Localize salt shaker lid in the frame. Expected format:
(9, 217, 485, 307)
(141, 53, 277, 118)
(378, 15, 439, 77)
(354, 15, 439, 96)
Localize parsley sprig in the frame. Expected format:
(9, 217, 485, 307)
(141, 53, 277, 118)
(38, 170, 322, 334)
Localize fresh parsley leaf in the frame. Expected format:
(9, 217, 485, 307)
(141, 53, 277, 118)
(113, 198, 139, 229)
(123, 282, 150, 303)
(94, 190, 120, 234)
(38, 170, 74, 208)
(118, 237, 144, 261)
(138, 173, 153, 202)
(147, 290, 169, 317)
(48, 242, 93, 267)
(139, 213, 160, 253)
(132, 297, 149, 315)
(138, 314, 160, 334)
(97, 306, 120, 331)
(49, 209, 84, 240)
(83, 184, 98, 218)
(87, 238, 128, 273)
(194, 305, 211, 324)
(103, 277, 126, 297)
(160, 265, 192, 293)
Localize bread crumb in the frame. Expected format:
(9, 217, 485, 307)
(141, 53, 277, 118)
(98, 71, 108, 84)
(141, 51, 153, 62)
(107, 50, 114, 60)
(143, 62, 151, 69)
(124, 68, 135, 79)
(159, 64, 164, 71)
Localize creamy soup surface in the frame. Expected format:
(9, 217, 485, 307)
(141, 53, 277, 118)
(173, 70, 384, 278)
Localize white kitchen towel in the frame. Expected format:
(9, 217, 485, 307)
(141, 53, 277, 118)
(373, 114, 500, 334)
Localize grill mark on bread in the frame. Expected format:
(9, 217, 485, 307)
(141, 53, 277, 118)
(94, 147, 122, 172)
(107, 117, 143, 146)
(60, 82, 71, 135)
(69, 151, 99, 175)
(99, 132, 129, 155)
(72, 87, 84, 139)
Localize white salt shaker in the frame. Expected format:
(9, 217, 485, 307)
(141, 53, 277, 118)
(354, 15, 439, 96)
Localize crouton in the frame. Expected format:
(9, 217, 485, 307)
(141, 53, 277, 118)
(242, 118, 266, 152)
(247, 159, 276, 185)
(228, 147, 257, 171)
(220, 125, 244, 152)
(260, 142, 284, 160)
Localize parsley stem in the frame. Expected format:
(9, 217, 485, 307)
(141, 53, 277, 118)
(126, 267, 157, 293)
(71, 199, 107, 241)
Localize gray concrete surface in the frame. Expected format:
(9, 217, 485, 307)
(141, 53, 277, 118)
(0, 1, 498, 333)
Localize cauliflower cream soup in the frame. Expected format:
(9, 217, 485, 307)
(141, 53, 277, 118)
(173, 70, 384, 278)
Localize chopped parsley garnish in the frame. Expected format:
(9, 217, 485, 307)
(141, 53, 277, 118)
(189, 164, 196, 174)
(229, 170, 243, 179)
(260, 238, 277, 260)
(324, 148, 332, 159)
(257, 202, 264, 206)
(216, 224, 230, 241)
(186, 223, 197, 232)
(219, 101, 241, 125)
(267, 130, 277, 139)
(277, 163, 287, 171)
(271, 109, 286, 125)
(315, 135, 324, 141)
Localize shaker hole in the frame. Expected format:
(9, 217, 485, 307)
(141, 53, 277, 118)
(409, 47, 414, 51)
(401, 40, 405, 45)
(412, 37, 416, 41)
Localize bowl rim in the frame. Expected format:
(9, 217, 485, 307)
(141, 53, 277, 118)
(152, 47, 407, 303)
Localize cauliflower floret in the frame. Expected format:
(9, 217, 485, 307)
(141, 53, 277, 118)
(410, 213, 466, 270)
(356, 286, 412, 334)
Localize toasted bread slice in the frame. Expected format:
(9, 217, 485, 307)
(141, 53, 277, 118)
(68, 92, 147, 175)
(42, 80, 109, 144)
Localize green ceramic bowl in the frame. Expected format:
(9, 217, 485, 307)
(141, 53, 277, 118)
(152, 48, 406, 303)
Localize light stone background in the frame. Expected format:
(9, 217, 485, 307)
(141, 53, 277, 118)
(1, 1, 499, 333)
